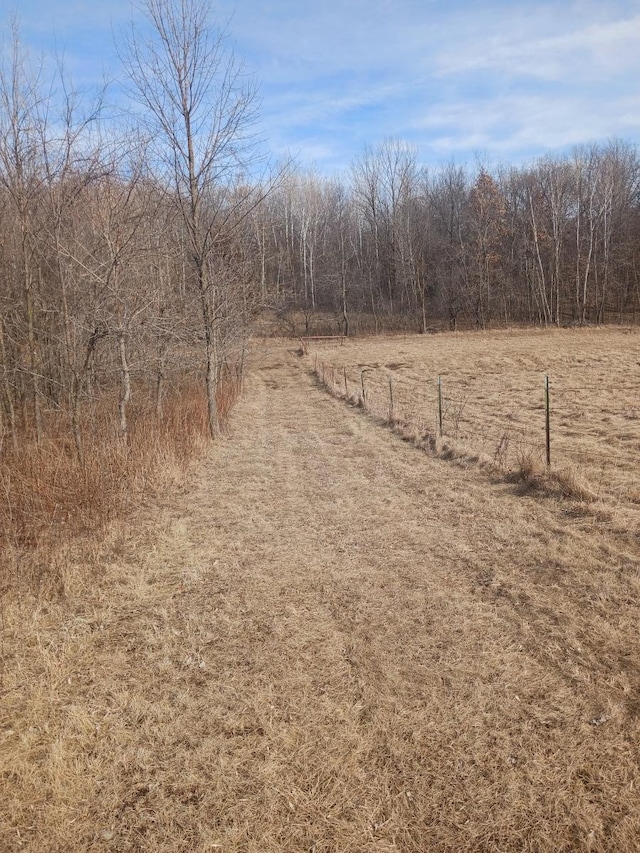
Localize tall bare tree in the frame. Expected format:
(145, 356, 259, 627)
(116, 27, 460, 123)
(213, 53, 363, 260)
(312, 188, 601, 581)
(0, 19, 45, 443)
(122, 0, 261, 436)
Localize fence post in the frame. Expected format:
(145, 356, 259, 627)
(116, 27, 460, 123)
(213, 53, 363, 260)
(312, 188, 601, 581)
(331, 365, 335, 387)
(388, 377, 394, 422)
(545, 374, 551, 467)
(360, 370, 366, 408)
(343, 366, 348, 396)
(437, 375, 443, 437)
(314, 354, 318, 374)
(322, 361, 325, 385)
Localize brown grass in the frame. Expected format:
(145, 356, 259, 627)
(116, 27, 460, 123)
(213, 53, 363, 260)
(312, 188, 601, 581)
(2, 336, 640, 851)
(0, 367, 242, 594)
(0, 385, 208, 587)
(314, 326, 640, 519)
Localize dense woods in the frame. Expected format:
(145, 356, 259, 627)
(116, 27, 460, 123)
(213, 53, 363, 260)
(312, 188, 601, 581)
(1, 0, 640, 553)
(0, 1, 261, 552)
(256, 139, 640, 334)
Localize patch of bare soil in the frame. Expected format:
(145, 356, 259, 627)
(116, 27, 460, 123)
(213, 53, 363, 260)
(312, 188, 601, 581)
(2, 339, 640, 851)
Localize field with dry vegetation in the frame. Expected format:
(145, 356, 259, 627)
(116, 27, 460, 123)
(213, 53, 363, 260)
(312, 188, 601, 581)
(314, 326, 640, 523)
(2, 331, 640, 852)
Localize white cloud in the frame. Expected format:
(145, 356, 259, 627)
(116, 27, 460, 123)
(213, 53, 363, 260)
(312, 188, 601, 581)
(436, 12, 640, 82)
(5, 0, 640, 171)
(419, 90, 640, 160)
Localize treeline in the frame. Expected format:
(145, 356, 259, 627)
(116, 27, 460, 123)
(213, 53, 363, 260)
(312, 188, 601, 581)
(246, 139, 640, 334)
(3, 1, 640, 465)
(0, 3, 262, 462)
(0, 0, 262, 557)
(0, 111, 254, 454)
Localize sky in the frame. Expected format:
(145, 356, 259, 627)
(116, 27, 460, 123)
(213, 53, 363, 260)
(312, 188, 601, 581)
(7, 0, 640, 175)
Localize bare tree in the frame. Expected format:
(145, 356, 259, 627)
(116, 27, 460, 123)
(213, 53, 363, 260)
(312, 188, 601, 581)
(122, 0, 262, 436)
(468, 168, 506, 328)
(36, 62, 106, 459)
(429, 163, 470, 330)
(0, 19, 45, 443)
(352, 140, 418, 319)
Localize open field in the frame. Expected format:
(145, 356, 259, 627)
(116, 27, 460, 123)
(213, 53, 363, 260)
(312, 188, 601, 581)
(312, 327, 640, 519)
(2, 334, 640, 851)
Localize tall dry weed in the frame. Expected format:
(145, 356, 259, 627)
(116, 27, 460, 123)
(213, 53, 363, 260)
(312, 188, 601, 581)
(0, 381, 215, 590)
(216, 363, 243, 426)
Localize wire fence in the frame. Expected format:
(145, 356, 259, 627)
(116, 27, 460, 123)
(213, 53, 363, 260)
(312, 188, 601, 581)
(311, 355, 640, 506)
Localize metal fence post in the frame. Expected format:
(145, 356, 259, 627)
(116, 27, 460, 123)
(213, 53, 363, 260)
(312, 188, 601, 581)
(545, 374, 551, 467)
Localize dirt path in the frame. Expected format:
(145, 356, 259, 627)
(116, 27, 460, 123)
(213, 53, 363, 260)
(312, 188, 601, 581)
(3, 341, 640, 851)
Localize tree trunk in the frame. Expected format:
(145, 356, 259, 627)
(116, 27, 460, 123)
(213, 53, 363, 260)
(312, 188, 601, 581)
(200, 287, 219, 438)
(21, 223, 42, 444)
(0, 317, 18, 453)
(118, 331, 131, 443)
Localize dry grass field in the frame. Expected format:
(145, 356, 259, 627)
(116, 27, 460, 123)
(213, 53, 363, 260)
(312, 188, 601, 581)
(315, 327, 640, 528)
(2, 330, 640, 852)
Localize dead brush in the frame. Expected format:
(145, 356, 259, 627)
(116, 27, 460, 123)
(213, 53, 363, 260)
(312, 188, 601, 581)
(510, 449, 546, 492)
(216, 364, 243, 427)
(0, 382, 210, 590)
(549, 464, 598, 502)
(493, 432, 511, 468)
(509, 450, 597, 503)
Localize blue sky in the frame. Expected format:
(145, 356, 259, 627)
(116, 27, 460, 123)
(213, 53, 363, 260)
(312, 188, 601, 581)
(7, 0, 640, 174)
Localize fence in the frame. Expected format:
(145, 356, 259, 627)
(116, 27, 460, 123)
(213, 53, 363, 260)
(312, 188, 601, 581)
(311, 356, 640, 506)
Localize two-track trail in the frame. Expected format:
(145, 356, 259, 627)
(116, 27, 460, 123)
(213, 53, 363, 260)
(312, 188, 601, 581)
(3, 340, 640, 852)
